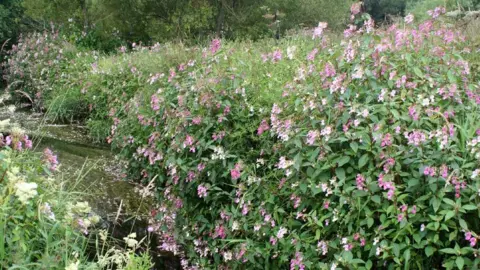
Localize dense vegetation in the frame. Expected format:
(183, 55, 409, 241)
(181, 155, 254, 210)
(3, 0, 480, 269)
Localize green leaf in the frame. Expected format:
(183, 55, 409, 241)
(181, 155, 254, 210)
(337, 156, 350, 167)
(358, 154, 369, 168)
(456, 256, 464, 270)
(462, 205, 477, 211)
(350, 142, 359, 153)
(371, 195, 381, 204)
(404, 249, 411, 263)
(413, 67, 424, 78)
(343, 251, 353, 262)
(425, 246, 435, 257)
(443, 198, 456, 206)
(431, 197, 441, 213)
(445, 211, 455, 221)
(367, 217, 374, 228)
(459, 219, 468, 230)
(439, 248, 457, 255)
(365, 260, 373, 270)
(335, 168, 346, 181)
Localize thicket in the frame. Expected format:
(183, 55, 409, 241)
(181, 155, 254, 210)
(6, 4, 480, 269)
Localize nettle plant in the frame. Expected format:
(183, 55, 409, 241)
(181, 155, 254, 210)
(108, 6, 480, 270)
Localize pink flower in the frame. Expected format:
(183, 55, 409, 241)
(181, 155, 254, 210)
(313, 22, 328, 39)
(351, 2, 362, 15)
(43, 148, 59, 171)
(272, 49, 282, 63)
(192, 117, 202, 125)
(397, 214, 405, 222)
(290, 252, 305, 270)
(360, 238, 366, 246)
(270, 236, 277, 245)
(197, 185, 208, 198)
(306, 130, 319, 145)
(381, 133, 392, 147)
(230, 163, 242, 180)
(356, 174, 366, 190)
(423, 166, 436, 177)
(257, 119, 270, 135)
(150, 94, 160, 111)
(210, 39, 221, 54)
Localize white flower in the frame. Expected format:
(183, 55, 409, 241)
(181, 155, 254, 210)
(232, 221, 239, 231)
(405, 14, 414, 24)
(14, 182, 38, 204)
(277, 227, 288, 239)
(420, 224, 425, 232)
(287, 46, 297, 60)
(376, 247, 382, 256)
(361, 109, 369, 118)
(65, 261, 79, 270)
(472, 169, 480, 179)
(223, 251, 233, 261)
(373, 237, 379, 245)
(330, 262, 337, 270)
(123, 233, 138, 248)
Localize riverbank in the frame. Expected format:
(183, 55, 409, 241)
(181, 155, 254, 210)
(0, 92, 165, 269)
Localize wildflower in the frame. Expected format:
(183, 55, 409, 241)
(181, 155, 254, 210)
(287, 46, 297, 59)
(210, 39, 221, 54)
(317, 240, 328, 255)
(41, 202, 56, 220)
(420, 224, 425, 232)
(360, 238, 366, 246)
(405, 14, 414, 24)
(270, 236, 277, 245)
(351, 2, 362, 15)
(306, 130, 319, 145)
(472, 169, 480, 179)
(151, 94, 160, 111)
(65, 261, 79, 270)
(257, 119, 270, 135)
(272, 49, 282, 63)
(423, 166, 436, 177)
(197, 185, 208, 198)
(277, 227, 288, 239)
(43, 148, 59, 171)
(313, 22, 328, 39)
(381, 133, 392, 147)
(123, 232, 138, 248)
(230, 163, 242, 180)
(223, 251, 233, 261)
(356, 174, 366, 190)
(14, 182, 38, 204)
(290, 252, 305, 270)
(232, 221, 240, 231)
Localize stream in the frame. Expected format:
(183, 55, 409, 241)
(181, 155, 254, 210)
(0, 92, 180, 269)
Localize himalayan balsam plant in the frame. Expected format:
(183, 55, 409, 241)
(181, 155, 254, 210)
(4, 2, 480, 270)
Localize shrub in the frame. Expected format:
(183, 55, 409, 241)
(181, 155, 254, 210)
(106, 9, 480, 270)
(5, 4, 480, 269)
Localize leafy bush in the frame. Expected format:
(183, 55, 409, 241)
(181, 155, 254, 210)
(5, 4, 480, 269)
(105, 9, 480, 270)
